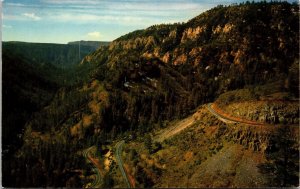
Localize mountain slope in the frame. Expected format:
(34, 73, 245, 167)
(80, 1, 299, 130)
(3, 1, 299, 188)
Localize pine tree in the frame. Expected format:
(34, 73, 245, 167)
(144, 134, 152, 153)
(258, 127, 299, 187)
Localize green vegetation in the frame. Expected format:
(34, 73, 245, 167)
(3, 137, 87, 187)
(258, 127, 299, 187)
(102, 172, 114, 188)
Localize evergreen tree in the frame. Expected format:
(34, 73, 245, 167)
(258, 127, 299, 187)
(144, 134, 152, 153)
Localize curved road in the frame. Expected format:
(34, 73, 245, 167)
(206, 103, 265, 126)
(83, 147, 102, 188)
(115, 140, 132, 188)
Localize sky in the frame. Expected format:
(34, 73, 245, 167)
(1, 0, 297, 44)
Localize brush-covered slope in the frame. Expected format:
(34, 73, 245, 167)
(215, 83, 299, 125)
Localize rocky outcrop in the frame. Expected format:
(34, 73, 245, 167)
(109, 36, 157, 51)
(224, 101, 299, 125)
(227, 126, 271, 151)
(173, 54, 187, 65)
(181, 26, 206, 42)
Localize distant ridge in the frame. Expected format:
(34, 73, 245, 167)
(2, 41, 102, 68)
(68, 40, 110, 49)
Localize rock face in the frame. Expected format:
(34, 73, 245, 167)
(181, 26, 206, 42)
(197, 106, 272, 152)
(224, 101, 299, 125)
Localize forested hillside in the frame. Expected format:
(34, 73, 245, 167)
(2, 48, 57, 152)
(2, 41, 107, 186)
(3, 1, 299, 187)
(82, 1, 298, 128)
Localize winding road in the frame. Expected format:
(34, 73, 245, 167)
(206, 103, 265, 126)
(115, 140, 132, 188)
(83, 147, 102, 188)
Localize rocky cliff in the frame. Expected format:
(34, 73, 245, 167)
(224, 101, 299, 124)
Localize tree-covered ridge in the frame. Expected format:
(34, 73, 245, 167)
(86, 1, 298, 91)
(68, 40, 110, 49)
(80, 1, 299, 128)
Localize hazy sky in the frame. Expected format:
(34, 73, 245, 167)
(2, 0, 297, 43)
